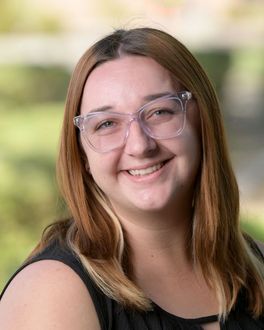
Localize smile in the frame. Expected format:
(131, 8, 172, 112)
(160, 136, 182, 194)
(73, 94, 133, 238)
(127, 161, 166, 176)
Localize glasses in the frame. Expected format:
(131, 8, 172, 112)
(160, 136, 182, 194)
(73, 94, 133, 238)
(74, 91, 192, 153)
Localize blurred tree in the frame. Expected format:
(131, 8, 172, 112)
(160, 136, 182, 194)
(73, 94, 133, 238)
(194, 50, 231, 100)
(0, 65, 70, 106)
(0, 0, 63, 33)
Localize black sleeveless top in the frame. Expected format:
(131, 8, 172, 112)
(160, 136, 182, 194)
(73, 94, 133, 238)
(1, 240, 264, 329)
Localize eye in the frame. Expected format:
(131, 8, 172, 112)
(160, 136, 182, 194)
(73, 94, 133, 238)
(88, 113, 125, 136)
(153, 108, 174, 116)
(96, 120, 115, 130)
(146, 107, 176, 120)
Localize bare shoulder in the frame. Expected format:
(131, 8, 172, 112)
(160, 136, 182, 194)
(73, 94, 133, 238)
(0, 260, 100, 330)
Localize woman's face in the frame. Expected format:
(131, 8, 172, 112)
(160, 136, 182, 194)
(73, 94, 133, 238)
(80, 55, 201, 220)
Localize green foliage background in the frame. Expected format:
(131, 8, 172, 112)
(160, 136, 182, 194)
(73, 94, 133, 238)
(0, 0, 63, 33)
(0, 65, 70, 289)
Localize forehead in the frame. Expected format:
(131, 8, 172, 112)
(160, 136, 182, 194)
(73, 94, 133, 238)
(81, 55, 181, 114)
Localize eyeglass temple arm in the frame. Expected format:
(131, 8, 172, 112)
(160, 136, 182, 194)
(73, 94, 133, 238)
(179, 91, 192, 101)
(73, 116, 84, 130)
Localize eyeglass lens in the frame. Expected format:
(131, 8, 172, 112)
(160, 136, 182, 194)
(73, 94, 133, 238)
(81, 96, 187, 152)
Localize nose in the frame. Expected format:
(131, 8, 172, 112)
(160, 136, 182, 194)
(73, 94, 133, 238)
(124, 119, 157, 157)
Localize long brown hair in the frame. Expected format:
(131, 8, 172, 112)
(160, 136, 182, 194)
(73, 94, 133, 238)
(31, 28, 264, 318)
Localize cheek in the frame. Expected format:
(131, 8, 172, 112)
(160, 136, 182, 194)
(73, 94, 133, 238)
(88, 160, 111, 193)
(187, 102, 201, 141)
(184, 104, 202, 165)
(186, 134, 201, 181)
(173, 124, 202, 177)
(84, 147, 120, 186)
(86, 153, 104, 179)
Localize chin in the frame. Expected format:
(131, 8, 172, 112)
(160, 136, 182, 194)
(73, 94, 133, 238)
(131, 198, 171, 213)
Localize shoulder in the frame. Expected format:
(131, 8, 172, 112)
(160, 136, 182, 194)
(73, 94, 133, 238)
(0, 260, 100, 330)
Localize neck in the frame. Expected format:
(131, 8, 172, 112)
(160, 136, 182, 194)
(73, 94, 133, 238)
(119, 206, 194, 278)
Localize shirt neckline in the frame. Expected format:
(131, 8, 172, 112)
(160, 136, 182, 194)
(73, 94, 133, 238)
(152, 302, 219, 325)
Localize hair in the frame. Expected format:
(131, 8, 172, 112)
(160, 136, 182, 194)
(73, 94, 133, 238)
(30, 27, 264, 318)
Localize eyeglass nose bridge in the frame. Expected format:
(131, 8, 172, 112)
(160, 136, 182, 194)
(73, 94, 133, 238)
(123, 111, 151, 144)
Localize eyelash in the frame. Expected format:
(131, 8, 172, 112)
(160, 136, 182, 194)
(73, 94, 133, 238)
(96, 120, 115, 130)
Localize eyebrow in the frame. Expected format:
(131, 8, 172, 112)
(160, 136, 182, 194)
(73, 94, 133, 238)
(88, 105, 113, 113)
(143, 92, 175, 101)
(87, 92, 175, 114)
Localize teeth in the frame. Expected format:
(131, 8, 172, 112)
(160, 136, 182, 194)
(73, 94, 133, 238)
(128, 163, 163, 176)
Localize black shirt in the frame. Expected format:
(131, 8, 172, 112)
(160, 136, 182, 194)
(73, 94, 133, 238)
(1, 240, 264, 329)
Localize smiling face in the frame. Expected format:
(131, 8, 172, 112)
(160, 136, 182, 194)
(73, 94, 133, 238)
(80, 55, 201, 221)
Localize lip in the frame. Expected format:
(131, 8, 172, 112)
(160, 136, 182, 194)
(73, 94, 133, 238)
(124, 158, 172, 172)
(121, 157, 173, 182)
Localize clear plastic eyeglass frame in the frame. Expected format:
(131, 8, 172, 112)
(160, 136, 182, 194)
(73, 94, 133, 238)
(74, 91, 192, 153)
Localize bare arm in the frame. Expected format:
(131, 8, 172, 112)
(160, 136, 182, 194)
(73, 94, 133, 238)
(0, 260, 101, 330)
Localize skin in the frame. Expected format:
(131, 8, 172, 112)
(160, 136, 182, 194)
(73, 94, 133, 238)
(81, 55, 202, 227)
(0, 260, 101, 330)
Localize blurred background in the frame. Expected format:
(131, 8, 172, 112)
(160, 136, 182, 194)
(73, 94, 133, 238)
(0, 0, 263, 290)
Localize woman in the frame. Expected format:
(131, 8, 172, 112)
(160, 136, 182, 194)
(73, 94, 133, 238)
(0, 28, 263, 330)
